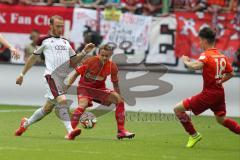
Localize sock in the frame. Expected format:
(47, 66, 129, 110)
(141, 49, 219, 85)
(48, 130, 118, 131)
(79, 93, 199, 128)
(223, 118, 240, 134)
(57, 105, 73, 133)
(25, 107, 46, 128)
(115, 102, 125, 132)
(176, 111, 197, 135)
(71, 107, 85, 129)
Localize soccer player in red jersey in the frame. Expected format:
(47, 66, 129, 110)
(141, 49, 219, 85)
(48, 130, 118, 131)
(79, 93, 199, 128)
(174, 27, 240, 148)
(68, 44, 135, 139)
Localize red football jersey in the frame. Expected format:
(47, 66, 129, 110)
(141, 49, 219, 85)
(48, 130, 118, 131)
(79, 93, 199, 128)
(75, 56, 119, 88)
(198, 48, 233, 91)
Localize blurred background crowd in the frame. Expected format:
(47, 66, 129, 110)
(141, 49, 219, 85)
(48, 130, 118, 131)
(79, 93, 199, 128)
(0, 0, 239, 15)
(0, 0, 239, 72)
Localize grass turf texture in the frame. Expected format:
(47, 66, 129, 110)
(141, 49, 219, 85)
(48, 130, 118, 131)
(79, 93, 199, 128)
(0, 105, 239, 160)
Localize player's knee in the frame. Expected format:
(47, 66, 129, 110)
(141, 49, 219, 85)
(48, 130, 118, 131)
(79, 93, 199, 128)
(173, 107, 179, 114)
(43, 107, 53, 114)
(215, 116, 225, 125)
(174, 101, 186, 114)
(80, 105, 88, 109)
(58, 100, 68, 106)
(117, 97, 124, 104)
(78, 99, 89, 108)
(114, 94, 124, 104)
(108, 92, 122, 104)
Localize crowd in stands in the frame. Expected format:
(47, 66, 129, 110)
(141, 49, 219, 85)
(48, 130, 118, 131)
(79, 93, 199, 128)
(0, 0, 239, 72)
(0, 0, 239, 15)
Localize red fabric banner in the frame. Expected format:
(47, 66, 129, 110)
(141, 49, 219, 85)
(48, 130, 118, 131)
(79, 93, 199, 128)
(175, 11, 240, 62)
(0, 4, 73, 34)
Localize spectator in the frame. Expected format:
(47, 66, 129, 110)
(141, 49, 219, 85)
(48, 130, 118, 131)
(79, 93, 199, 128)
(143, 0, 162, 16)
(121, 0, 144, 14)
(204, 0, 228, 13)
(24, 30, 43, 64)
(233, 48, 240, 72)
(103, 3, 122, 21)
(79, 0, 101, 9)
(228, 0, 240, 12)
(102, 0, 120, 7)
(0, 0, 18, 4)
(59, 0, 77, 7)
(172, 0, 202, 11)
(0, 43, 11, 62)
(76, 26, 102, 54)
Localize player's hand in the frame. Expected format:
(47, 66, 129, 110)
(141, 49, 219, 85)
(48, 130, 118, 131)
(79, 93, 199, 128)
(181, 55, 190, 63)
(16, 74, 24, 86)
(10, 47, 20, 60)
(216, 79, 222, 85)
(83, 43, 95, 54)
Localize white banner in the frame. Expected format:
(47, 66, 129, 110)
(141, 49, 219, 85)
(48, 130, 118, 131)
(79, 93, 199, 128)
(146, 16, 177, 65)
(103, 13, 152, 51)
(70, 8, 152, 51)
(70, 8, 97, 47)
(70, 8, 151, 64)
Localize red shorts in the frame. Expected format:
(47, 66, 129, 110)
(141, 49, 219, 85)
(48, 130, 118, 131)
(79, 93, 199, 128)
(183, 90, 226, 116)
(77, 85, 114, 107)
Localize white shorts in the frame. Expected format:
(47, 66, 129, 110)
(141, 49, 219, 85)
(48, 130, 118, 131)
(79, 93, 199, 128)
(44, 74, 67, 100)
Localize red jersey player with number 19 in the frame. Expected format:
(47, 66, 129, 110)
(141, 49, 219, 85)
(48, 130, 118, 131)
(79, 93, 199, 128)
(67, 44, 135, 139)
(174, 27, 240, 148)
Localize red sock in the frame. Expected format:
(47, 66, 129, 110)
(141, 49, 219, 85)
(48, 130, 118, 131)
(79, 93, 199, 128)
(71, 107, 85, 129)
(176, 112, 197, 135)
(115, 102, 125, 132)
(223, 118, 240, 134)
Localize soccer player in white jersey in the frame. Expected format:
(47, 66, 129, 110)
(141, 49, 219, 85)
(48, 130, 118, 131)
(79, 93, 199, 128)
(15, 15, 95, 140)
(0, 34, 20, 59)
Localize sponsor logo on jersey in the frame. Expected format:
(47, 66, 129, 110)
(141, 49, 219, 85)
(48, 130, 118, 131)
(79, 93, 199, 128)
(55, 45, 67, 50)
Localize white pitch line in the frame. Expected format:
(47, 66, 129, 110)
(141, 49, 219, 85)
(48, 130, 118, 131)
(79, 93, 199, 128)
(0, 109, 35, 113)
(0, 146, 101, 154)
(0, 146, 177, 159)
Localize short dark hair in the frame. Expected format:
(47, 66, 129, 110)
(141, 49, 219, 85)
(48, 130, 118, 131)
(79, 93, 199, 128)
(31, 29, 40, 34)
(49, 15, 64, 25)
(199, 27, 216, 44)
(99, 44, 113, 52)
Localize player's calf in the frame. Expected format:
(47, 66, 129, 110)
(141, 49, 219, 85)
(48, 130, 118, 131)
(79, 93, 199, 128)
(215, 115, 240, 134)
(71, 107, 86, 129)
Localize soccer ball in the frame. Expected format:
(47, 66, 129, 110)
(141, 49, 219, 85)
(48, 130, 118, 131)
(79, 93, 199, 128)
(79, 112, 97, 129)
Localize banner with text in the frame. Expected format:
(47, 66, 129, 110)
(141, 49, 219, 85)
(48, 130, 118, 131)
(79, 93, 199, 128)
(175, 11, 240, 62)
(0, 5, 239, 70)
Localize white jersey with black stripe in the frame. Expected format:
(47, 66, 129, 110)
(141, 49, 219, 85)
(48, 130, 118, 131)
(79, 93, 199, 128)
(34, 36, 76, 77)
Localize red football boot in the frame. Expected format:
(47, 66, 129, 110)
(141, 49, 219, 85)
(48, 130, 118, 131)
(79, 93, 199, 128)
(15, 117, 28, 136)
(65, 128, 81, 140)
(117, 130, 135, 139)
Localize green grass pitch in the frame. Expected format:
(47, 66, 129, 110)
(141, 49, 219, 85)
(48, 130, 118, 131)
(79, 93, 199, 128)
(0, 105, 239, 160)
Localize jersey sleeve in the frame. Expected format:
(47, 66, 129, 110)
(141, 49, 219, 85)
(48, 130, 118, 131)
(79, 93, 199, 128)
(111, 63, 119, 83)
(68, 42, 76, 57)
(33, 42, 45, 55)
(198, 52, 208, 64)
(33, 36, 48, 55)
(75, 65, 87, 76)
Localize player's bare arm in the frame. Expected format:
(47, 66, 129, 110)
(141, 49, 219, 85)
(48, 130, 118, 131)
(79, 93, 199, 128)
(0, 34, 20, 60)
(66, 70, 79, 89)
(220, 71, 234, 84)
(70, 43, 95, 66)
(113, 81, 121, 95)
(16, 54, 38, 86)
(182, 55, 204, 70)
